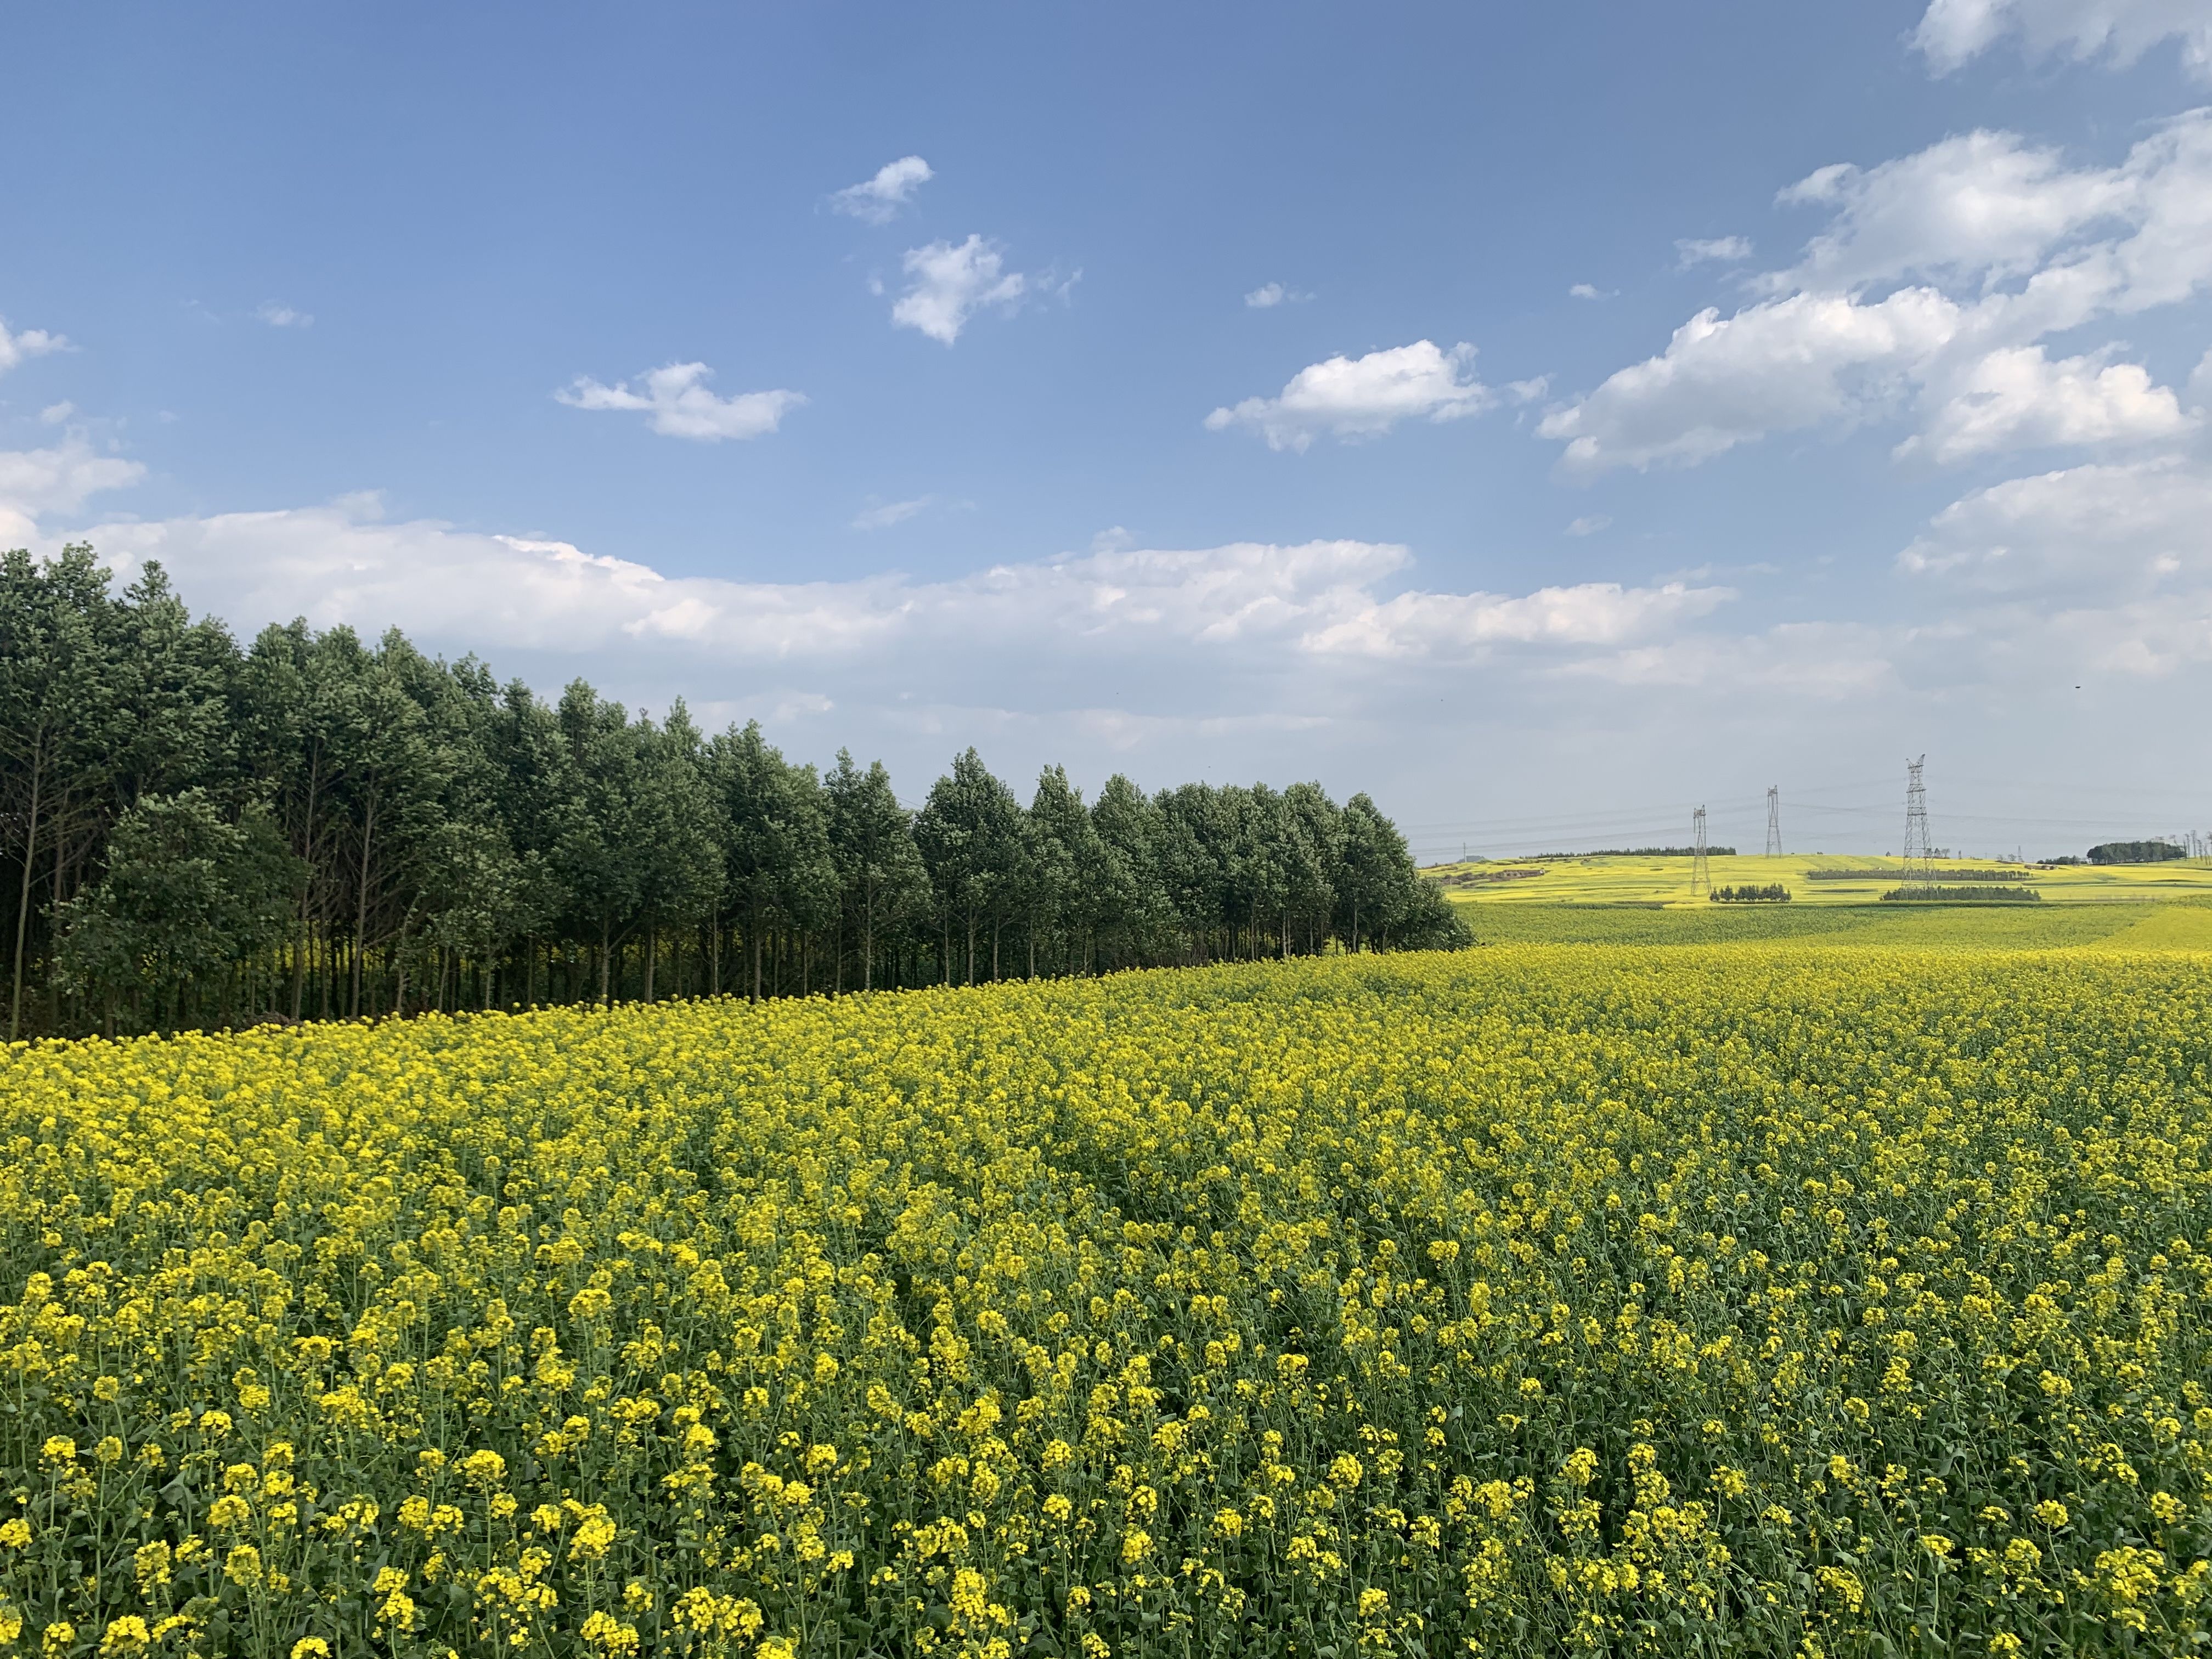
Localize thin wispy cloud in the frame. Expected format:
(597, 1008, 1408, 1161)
(831, 155, 935, 224)
(256, 302, 313, 328)
(556, 362, 805, 441)
(852, 496, 932, 531)
(1914, 0, 2212, 81)
(1675, 236, 1752, 267)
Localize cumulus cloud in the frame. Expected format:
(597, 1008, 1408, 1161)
(1568, 284, 1611, 301)
(830, 155, 934, 223)
(1769, 130, 2137, 295)
(891, 236, 1028, 344)
(1903, 346, 2192, 462)
(0, 434, 146, 544)
(1244, 283, 1311, 308)
(1543, 111, 2212, 473)
(27, 483, 1724, 686)
(1205, 341, 1493, 451)
(1676, 236, 1752, 267)
(256, 302, 312, 328)
(1301, 580, 1730, 659)
(0, 317, 68, 377)
(1899, 454, 2212, 592)
(1538, 289, 1962, 472)
(1566, 515, 1612, 537)
(1915, 0, 2212, 81)
(556, 362, 805, 441)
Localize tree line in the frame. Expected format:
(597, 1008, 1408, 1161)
(0, 545, 1468, 1039)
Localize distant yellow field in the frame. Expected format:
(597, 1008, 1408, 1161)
(1426, 851, 2212, 909)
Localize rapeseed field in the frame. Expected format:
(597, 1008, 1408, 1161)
(2, 947, 2208, 1657)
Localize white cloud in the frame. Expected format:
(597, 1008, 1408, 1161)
(1769, 112, 2212, 319)
(556, 362, 804, 442)
(1244, 283, 1311, 308)
(1537, 289, 1962, 472)
(1769, 129, 2137, 295)
(1563, 621, 1895, 698)
(851, 496, 931, 531)
(1205, 340, 1493, 451)
(1903, 345, 2192, 462)
(1568, 284, 1611, 301)
(38, 486, 1730, 684)
(1545, 111, 2212, 472)
(0, 435, 146, 545)
(1301, 580, 1730, 659)
(256, 302, 312, 329)
(830, 155, 934, 224)
(1566, 515, 1612, 537)
(1915, 0, 2212, 81)
(1899, 454, 2212, 591)
(15, 447, 2208, 829)
(891, 236, 1028, 344)
(1676, 235, 1753, 267)
(0, 317, 67, 377)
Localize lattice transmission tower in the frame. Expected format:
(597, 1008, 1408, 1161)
(1692, 806, 1711, 898)
(1765, 786, 1783, 857)
(1903, 755, 1934, 889)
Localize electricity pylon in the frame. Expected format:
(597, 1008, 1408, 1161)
(1692, 806, 1711, 898)
(1765, 786, 1783, 857)
(1904, 756, 1933, 889)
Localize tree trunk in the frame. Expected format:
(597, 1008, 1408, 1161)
(351, 794, 375, 1018)
(749, 901, 763, 1003)
(9, 734, 42, 1042)
(644, 922, 657, 1001)
(291, 763, 319, 1021)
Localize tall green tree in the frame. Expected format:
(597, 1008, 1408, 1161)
(915, 749, 1021, 985)
(825, 749, 929, 991)
(54, 789, 303, 1034)
(710, 722, 834, 1002)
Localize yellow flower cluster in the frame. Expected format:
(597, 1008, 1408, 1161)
(0, 946, 2208, 1656)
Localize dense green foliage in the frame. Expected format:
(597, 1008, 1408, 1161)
(0, 547, 1463, 1039)
(1880, 887, 2043, 904)
(1708, 886, 1791, 904)
(2087, 842, 2188, 865)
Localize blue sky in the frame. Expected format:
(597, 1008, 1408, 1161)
(4, 0, 2210, 858)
